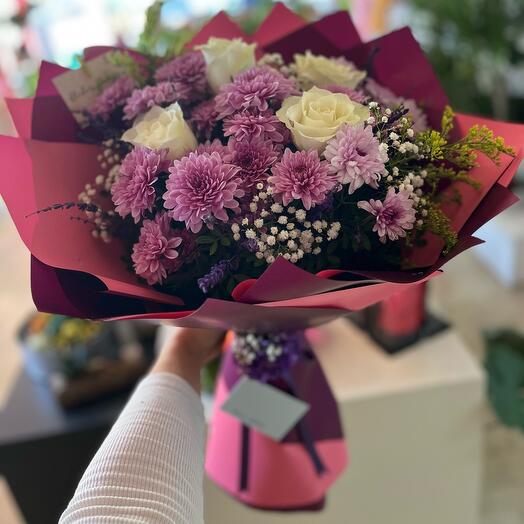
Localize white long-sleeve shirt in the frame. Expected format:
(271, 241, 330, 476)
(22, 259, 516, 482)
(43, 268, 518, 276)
(59, 372, 206, 524)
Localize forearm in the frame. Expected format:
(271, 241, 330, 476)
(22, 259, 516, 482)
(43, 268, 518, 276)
(59, 372, 206, 524)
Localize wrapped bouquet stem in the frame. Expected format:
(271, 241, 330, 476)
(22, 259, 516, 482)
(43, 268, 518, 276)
(1, 2, 523, 511)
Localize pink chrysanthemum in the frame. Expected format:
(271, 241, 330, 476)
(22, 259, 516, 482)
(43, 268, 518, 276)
(323, 84, 368, 104)
(131, 213, 183, 285)
(89, 76, 135, 121)
(223, 111, 289, 144)
(190, 99, 218, 140)
(215, 66, 298, 118)
(226, 138, 279, 191)
(154, 51, 207, 103)
(123, 82, 178, 120)
(269, 149, 336, 210)
(163, 152, 244, 233)
(111, 147, 170, 223)
(325, 123, 388, 194)
(195, 139, 228, 156)
(358, 187, 416, 243)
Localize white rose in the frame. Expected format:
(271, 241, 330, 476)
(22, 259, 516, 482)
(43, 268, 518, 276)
(277, 86, 370, 151)
(121, 103, 197, 160)
(294, 51, 366, 89)
(197, 37, 256, 93)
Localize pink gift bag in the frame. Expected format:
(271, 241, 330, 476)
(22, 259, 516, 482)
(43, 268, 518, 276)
(206, 340, 348, 510)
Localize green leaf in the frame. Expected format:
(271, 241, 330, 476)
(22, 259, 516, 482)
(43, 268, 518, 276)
(362, 234, 372, 251)
(138, 1, 164, 55)
(484, 330, 524, 431)
(196, 236, 215, 245)
(209, 242, 218, 256)
(106, 51, 145, 84)
(226, 277, 236, 294)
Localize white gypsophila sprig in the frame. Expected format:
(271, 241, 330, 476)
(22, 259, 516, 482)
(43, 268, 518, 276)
(232, 181, 341, 265)
(76, 139, 121, 244)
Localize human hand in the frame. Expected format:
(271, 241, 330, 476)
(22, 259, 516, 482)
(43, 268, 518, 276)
(151, 327, 225, 393)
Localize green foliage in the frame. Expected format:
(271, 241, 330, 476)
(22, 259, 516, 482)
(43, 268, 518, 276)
(446, 124, 515, 169)
(440, 105, 455, 138)
(407, 0, 524, 118)
(417, 128, 448, 162)
(201, 355, 222, 394)
(107, 51, 146, 84)
(425, 204, 458, 253)
(418, 106, 514, 169)
(485, 330, 524, 431)
(138, 0, 165, 55)
(415, 106, 514, 249)
(160, 26, 196, 59)
(425, 164, 481, 195)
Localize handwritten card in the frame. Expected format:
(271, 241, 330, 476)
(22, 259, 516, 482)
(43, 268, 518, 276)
(52, 52, 129, 126)
(221, 377, 310, 441)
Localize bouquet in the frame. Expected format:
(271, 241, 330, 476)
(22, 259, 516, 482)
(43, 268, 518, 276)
(1, 2, 523, 511)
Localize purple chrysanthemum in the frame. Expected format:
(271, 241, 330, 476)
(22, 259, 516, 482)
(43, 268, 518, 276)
(123, 82, 178, 120)
(269, 149, 336, 210)
(89, 76, 136, 121)
(324, 84, 368, 104)
(358, 187, 416, 243)
(195, 139, 228, 156)
(163, 152, 244, 233)
(190, 99, 219, 140)
(226, 138, 278, 191)
(111, 146, 170, 223)
(215, 66, 298, 118)
(223, 110, 289, 144)
(325, 123, 387, 194)
(154, 51, 207, 103)
(131, 212, 183, 285)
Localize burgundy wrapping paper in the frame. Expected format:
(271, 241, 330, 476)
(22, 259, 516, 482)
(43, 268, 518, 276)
(206, 345, 347, 510)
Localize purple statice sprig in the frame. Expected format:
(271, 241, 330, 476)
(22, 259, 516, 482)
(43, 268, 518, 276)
(26, 200, 118, 243)
(232, 331, 308, 381)
(198, 257, 239, 294)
